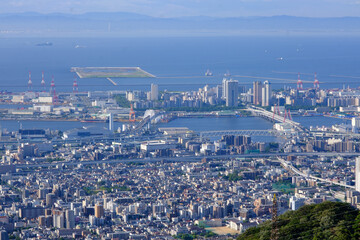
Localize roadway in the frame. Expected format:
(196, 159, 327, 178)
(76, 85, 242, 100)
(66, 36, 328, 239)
(14, 152, 360, 170)
(246, 106, 302, 128)
(277, 156, 355, 189)
(200, 129, 280, 140)
(132, 111, 166, 132)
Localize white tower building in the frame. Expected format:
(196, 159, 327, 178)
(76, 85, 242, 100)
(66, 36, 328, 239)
(109, 113, 114, 131)
(352, 117, 360, 133)
(222, 78, 228, 100)
(151, 83, 159, 101)
(261, 81, 271, 106)
(356, 157, 360, 192)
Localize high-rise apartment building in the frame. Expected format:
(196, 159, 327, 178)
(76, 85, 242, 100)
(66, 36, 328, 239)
(225, 80, 239, 107)
(65, 209, 75, 229)
(95, 204, 104, 218)
(151, 83, 159, 101)
(53, 212, 64, 229)
(352, 117, 360, 133)
(46, 193, 55, 207)
(108, 113, 114, 131)
(261, 81, 271, 106)
(222, 78, 228, 100)
(0, 230, 8, 240)
(356, 157, 360, 192)
(253, 81, 262, 105)
(216, 85, 223, 99)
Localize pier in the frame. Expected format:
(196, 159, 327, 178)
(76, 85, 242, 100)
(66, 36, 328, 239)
(107, 77, 118, 86)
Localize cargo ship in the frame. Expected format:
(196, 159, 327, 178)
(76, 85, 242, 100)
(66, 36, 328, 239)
(36, 42, 53, 47)
(205, 69, 213, 76)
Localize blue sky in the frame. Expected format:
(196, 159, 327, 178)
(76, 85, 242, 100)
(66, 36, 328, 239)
(1, 0, 360, 17)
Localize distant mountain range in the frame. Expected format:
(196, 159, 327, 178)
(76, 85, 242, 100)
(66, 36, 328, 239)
(0, 12, 360, 37)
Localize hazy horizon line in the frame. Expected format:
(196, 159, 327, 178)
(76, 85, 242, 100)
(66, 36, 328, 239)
(1, 11, 360, 19)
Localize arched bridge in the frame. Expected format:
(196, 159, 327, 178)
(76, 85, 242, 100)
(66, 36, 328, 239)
(134, 111, 166, 132)
(246, 106, 305, 132)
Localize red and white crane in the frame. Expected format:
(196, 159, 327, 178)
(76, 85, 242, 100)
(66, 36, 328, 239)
(28, 71, 33, 91)
(297, 72, 303, 90)
(73, 77, 78, 93)
(314, 72, 320, 89)
(41, 71, 46, 91)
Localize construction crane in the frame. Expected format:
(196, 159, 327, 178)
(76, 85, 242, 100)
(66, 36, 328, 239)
(73, 77, 78, 93)
(297, 72, 303, 90)
(41, 71, 46, 92)
(28, 71, 32, 91)
(50, 76, 58, 104)
(129, 103, 136, 122)
(314, 72, 320, 89)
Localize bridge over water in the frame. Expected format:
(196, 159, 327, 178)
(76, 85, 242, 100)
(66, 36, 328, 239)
(246, 106, 305, 132)
(133, 111, 166, 132)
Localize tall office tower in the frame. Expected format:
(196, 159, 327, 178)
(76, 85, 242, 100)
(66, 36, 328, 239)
(261, 81, 271, 106)
(253, 81, 262, 105)
(95, 204, 104, 218)
(222, 78, 228, 100)
(225, 80, 239, 107)
(356, 157, 360, 192)
(150, 83, 159, 101)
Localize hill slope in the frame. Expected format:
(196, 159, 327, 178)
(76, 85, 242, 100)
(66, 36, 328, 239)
(237, 201, 360, 240)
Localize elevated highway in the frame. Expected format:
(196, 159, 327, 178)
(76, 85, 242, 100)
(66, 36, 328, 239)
(277, 156, 354, 189)
(310, 131, 360, 138)
(200, 129, 281, 141)
(14, 152, 360, 171)
(133, 111, 166, 132)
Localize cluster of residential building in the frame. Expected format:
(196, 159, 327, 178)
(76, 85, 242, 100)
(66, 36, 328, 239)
(2, 78, 360, 239)
(0, 151, 356, 239)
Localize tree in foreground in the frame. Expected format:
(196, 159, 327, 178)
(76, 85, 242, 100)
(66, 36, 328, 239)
(237, 201, 359, 240)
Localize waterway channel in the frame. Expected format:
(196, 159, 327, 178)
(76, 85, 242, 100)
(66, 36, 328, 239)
(0, 115, 349, 142)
